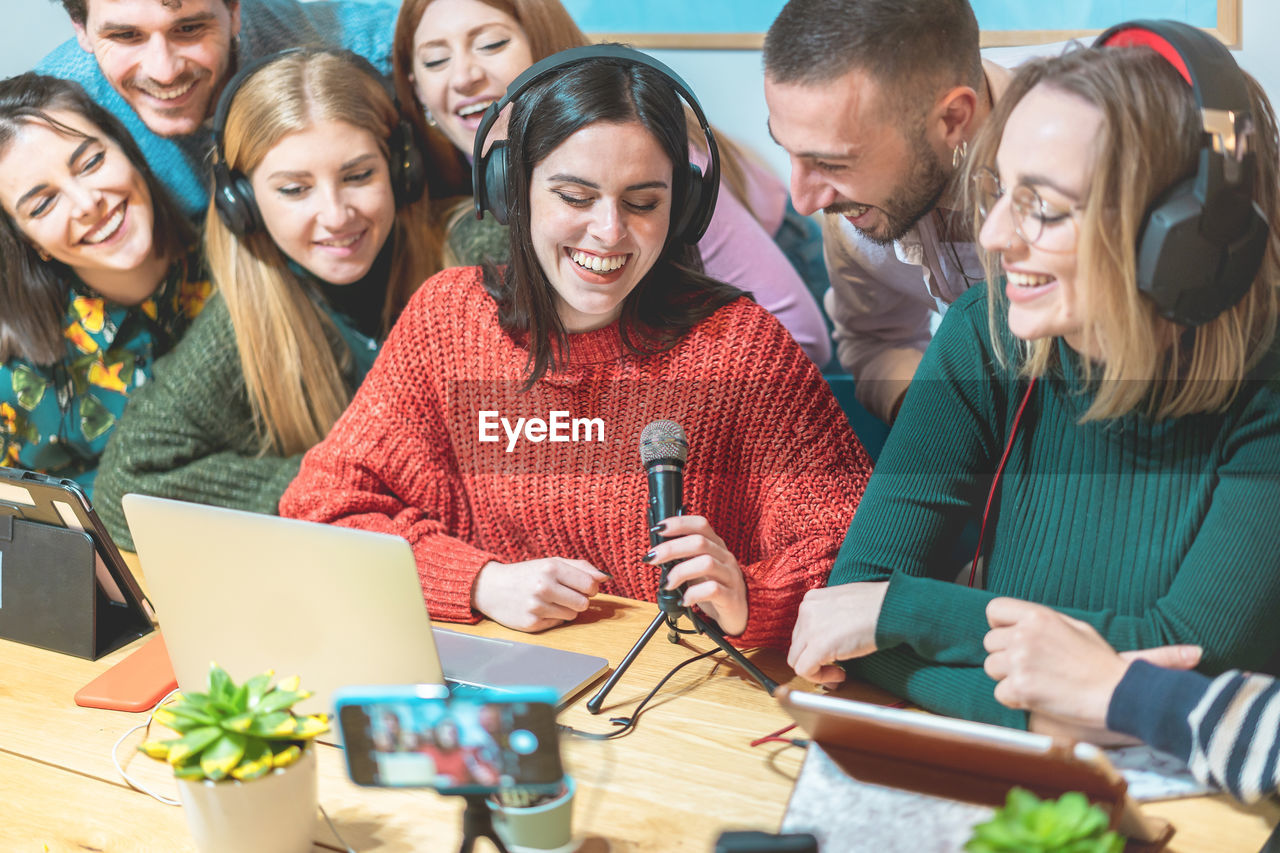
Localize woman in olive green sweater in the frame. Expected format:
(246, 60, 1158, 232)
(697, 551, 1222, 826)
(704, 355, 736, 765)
(94, 50, 444, 550)
(95, 292, 376, 549)
(788, 41, 1280, 733)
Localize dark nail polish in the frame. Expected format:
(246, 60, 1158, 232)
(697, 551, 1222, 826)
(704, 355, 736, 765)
(649, 523, 666, 534)
(643, 550, 656, 563)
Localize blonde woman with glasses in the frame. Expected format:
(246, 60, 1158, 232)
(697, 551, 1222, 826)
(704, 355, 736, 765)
(787, 31, 1280, 735)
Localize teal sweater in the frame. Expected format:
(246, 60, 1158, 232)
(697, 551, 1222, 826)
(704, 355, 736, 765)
(833, 285, 1280, 728)
(94, 291, 377, 550)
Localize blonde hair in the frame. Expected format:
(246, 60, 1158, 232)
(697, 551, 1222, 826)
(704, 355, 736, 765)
(206, 50, 443, 455)
(393, 0, 764, 219)
(964, 46, 1279, 421)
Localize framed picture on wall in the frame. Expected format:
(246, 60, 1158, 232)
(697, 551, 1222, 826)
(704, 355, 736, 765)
(565, 0, 1241, 50)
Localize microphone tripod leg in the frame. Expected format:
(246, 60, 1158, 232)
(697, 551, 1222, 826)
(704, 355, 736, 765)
(585, 606, 780, 716)
(585, 609, 669, 714)
(686, 609, 779, 695)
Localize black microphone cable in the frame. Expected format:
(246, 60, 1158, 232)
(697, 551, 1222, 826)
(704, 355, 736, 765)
(558, 646, 719, 740)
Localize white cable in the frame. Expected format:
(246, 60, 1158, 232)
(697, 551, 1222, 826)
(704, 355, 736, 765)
(112, 692, 359, 851)
(111, 687, 182, 806)
(319, 804, 358, 853)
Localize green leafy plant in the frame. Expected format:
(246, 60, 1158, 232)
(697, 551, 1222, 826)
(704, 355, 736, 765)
(139, 663, 329, 782)
(965, 788, 1124, 853)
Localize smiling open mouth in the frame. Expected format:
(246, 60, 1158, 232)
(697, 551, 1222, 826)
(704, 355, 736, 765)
(457, 99, 496, 119)
(315, 232, 364, 249)
(1007, 271, 1056, 288)
(81, 202, 126, 245)
(827, 202, 872, 219)
(134, 78, 198, 102)
(570, 250, 629, 273)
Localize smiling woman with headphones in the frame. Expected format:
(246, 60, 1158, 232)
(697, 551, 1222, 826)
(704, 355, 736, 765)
(281, 47, 871, 647)
(92, 49, 445, 551)
(391, 0, 833, 367)
(788, 21, 1280, 733)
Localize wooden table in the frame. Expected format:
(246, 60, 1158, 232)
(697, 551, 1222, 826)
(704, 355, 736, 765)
(1, 589, 1276, 851)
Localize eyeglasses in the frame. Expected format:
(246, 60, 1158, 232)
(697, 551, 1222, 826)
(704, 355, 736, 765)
(972, 166, 1078, 247)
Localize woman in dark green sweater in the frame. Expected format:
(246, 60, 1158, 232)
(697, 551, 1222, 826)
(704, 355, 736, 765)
(94, 50, 445, 550)
(788, 37, 1280, 732)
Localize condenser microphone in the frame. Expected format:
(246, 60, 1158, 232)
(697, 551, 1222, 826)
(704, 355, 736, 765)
(640, 419, 687, 535)
(640, 420, 687, 615)
(586, 417, 777, 714)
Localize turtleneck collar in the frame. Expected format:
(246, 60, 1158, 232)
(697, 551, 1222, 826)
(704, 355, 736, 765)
(557, 322, 626, 366)
(293, 238, 394, 340)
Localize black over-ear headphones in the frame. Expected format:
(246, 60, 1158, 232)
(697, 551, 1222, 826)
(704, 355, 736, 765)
(211, 47, 427, 237)
(1094, 20, 1269, 326)
(471, 44, 720, 244)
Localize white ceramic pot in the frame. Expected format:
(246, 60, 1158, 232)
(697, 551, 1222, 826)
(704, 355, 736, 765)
(175, 744, 318, 853)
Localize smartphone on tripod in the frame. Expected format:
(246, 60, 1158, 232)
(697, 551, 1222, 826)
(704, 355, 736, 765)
(334, 684, 563, 793)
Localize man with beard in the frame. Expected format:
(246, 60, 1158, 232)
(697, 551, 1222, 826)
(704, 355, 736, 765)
(36, 0, 397, 218)
(764, 0, 1010, 423)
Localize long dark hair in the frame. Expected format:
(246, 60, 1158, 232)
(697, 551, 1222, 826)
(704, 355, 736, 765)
(485, 57, 745, 386)
(0, 73, 192, 364)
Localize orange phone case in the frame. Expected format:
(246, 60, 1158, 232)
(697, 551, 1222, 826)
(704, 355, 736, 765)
(74, 634, 178, 712)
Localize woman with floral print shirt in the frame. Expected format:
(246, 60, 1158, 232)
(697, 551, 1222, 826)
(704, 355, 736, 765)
(0, 74, 209, 493)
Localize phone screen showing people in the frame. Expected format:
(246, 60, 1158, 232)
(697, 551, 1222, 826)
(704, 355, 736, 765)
(336, 687, 563, 793)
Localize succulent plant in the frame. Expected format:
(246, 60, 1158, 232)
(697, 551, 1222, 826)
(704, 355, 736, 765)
(139, 663, 329, 782)
(965, 788, 1124, 853)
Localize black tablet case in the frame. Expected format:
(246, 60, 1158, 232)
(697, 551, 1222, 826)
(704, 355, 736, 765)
(0, 514, 151, 659)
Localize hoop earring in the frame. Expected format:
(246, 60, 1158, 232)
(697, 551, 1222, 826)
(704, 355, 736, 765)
(36, 247, 51, 263)
(952, 140, 968, 169)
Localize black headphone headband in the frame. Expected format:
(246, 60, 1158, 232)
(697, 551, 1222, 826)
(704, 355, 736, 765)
(1093, 19, 1269, 326)
(471, 44, 720, 243)
(210, 47, 425, 236)
(211, 47, 392, 171)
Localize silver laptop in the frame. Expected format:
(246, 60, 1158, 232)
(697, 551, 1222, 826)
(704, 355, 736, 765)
(121, 495, 609, 716)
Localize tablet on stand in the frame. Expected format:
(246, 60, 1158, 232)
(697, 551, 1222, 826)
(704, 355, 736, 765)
(0, 468, 153, 660)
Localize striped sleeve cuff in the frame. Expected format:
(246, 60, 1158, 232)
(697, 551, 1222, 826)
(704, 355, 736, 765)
(1106, 660, 1210, 764)
(1186, 671, 1280, 804)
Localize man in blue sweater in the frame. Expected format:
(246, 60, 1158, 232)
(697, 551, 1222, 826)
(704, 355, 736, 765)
(37, 0, 397, 218)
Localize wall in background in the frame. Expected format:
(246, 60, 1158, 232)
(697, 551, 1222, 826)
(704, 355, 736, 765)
(651, 0, 1280, 180)
(7, 0, 1279, 184)
(8, 3, 69, 78)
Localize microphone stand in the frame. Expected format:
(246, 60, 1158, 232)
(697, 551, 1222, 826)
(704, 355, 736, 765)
(585, 513, 779, 715)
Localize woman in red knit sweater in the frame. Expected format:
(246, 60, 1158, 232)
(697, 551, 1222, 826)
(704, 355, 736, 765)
(280, 51, 870, 649)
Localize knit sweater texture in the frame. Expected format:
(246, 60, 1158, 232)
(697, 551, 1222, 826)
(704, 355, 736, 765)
(832, 284, 1280, 728)
(95, 291, 378, 551)
(280, 266, 870, 648)
(36, 0, 397, 218)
